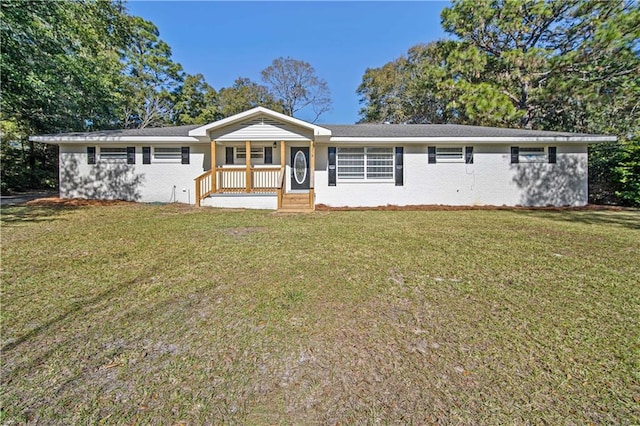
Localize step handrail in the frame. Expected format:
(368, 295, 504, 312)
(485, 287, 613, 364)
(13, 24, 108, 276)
(194, 170, 213, 207)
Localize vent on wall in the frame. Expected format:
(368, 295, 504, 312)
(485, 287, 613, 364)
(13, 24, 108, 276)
(241, 118, 283, 126)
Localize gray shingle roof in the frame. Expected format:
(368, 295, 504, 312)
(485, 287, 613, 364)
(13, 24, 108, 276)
(322, 124, 596, 138)
(37, 123, 605, 139)
(40, 124, 201, 137)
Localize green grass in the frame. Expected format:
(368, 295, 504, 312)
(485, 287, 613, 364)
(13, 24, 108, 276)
(1, 203, 639, 424)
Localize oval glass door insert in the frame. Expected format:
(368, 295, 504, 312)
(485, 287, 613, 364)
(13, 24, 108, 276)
(293, 150, 307, 184)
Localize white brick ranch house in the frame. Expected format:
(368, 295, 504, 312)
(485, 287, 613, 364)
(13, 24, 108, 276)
(30, 107, 616, 211)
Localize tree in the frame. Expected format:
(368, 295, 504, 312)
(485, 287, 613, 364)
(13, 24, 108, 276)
(172, 73, 221, 125)
(217, 78, 284, 117)
(261, 57, 331, 122)
(614, 138, 640, 206)
(400, 42, 460, 124)
(357, 0, 640, 205)
(1, 1, 232, 193)
(441, 0, 639, 131)
(119, 16, 184, 128)
(357, 57, 409, 123)
(357, 40, 520, 125)
(1, 0, 130, 133)
(0, 0, 131, 191)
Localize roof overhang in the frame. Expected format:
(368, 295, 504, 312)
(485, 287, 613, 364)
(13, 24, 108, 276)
(29, 136, 200, 144)
(325, 136, 617, 144)
(188, 106, 332, 138)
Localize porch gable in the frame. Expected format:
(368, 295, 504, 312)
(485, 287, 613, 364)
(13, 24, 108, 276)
(208, 117, 313, 141)
(188, 106, 331, 140)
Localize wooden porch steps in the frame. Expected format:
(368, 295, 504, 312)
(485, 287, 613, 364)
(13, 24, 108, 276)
(279, 192, 314, 212)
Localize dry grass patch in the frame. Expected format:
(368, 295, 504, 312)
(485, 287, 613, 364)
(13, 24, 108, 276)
(1, 204, 639, 424)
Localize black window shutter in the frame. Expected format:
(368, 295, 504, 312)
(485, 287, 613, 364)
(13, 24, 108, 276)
(328, 147, 336, 186)
(127, 146, 135, 164)
(264, 146, 273, 164)
(87, 147, 96, 165)
(511, 147, 519, 164)
(181, 146, 190, 164)
(225, 147, 234, 164)
(142, 147, 151, 164)
(395, 147, 404, 186)
(548, 146, 557, 164)
(428, 146, 436, 164)
(465, 146, 474, 164)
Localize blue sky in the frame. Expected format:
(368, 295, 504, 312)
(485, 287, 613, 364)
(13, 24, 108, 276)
(126, 1, 451, 124)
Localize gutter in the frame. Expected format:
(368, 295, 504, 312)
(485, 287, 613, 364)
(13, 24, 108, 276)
(29, 135, 617, 145)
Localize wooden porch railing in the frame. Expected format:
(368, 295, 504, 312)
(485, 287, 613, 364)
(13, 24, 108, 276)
(195, 167, 282, 207)
(217, 167, 280, 193)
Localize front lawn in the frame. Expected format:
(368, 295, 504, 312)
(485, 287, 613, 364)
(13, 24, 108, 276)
(1, 203, 639, 424)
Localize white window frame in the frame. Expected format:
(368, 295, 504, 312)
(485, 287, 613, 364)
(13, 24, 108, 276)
(235, 147, 265, 164)
(153, 146, 182, 163)
(436, 147, 464, 163)
(99, 147, 127, 161)
(337, 147, 394, 182)
(519, 147, 546, 163)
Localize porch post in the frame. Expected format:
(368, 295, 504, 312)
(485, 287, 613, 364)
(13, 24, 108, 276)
(280, 140, 286, 168)
(280, 140, 286, 185)
(309, 139, 315, 188)
(309, 139, 315, 209)
(245, 140, 251, 192)
(277, 140, 286, 208)
(210, 140, 217, 193)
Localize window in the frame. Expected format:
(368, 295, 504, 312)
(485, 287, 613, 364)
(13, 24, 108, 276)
(436, 147, 464, 163)
(366, 147, 394, 179)
(154, 147, 182, 161)
(99, 147, 134, 163)
(519, 147, 546, 163)
(337, 147, 394, 181)
(100, 147, 127, 160)
(428, 146, 472, 164)
(511, 146, 557, 164)
(232, 147, 272, 164)
(236, 147, 264, 161)
(337, 147, 364, 179)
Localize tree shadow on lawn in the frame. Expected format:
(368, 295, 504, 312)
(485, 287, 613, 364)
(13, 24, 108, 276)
(1, 198, 137, 226)
(0, 204, 76, 226)
(513, 208, 640, 231)
(1, 273, 147, 383)
(1, 273, 216, 414)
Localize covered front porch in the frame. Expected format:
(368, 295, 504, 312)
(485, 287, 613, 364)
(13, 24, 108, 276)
(188, 107, 331, 211)
(194, 139, 316, 211)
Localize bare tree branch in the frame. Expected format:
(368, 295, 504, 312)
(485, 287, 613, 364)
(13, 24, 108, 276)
(261, 57, 332, 121)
